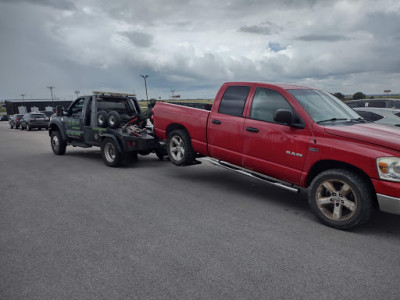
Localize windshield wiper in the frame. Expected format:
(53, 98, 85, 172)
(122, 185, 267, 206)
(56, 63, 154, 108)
(317, 118, 348, 124)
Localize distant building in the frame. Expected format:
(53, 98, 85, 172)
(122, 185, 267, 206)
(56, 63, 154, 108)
(4, 99, 72, 115)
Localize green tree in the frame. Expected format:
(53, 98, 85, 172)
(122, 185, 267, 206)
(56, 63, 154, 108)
(353, 92, 366, 100)
(333, 92, 345, 100)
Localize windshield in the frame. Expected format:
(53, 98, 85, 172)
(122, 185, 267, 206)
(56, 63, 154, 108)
(288, 89, 361, 124)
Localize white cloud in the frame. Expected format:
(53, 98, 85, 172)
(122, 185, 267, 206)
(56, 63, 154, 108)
(1, 0, 400, 100)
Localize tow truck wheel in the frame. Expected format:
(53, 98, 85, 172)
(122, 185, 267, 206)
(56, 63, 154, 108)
(107, 111, 120, 129)
(101, 138, 122, 167)
(308, 169, 373, 230)
(97, 110, 108, 127)
(167, 129, 195, 166)
(50, 131, 67, 155)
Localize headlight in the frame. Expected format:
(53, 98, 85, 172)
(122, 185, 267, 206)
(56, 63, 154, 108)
(377, 157, 400, 182)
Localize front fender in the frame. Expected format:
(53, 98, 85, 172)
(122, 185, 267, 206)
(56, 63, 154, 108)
(48, 119, 68, 141)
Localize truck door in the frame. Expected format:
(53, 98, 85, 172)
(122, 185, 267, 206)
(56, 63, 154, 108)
(65, 98, 86, 140)
(207, 85, 252, 166)
(242, 87, 309, 185)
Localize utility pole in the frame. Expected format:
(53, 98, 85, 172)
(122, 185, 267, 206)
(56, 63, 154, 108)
(140, 75, 149, 106)
(21, 94, 25, 105)
(171, 90, 175, 100)
(75, 90, 80, 99)
(47, 86, 55, 109)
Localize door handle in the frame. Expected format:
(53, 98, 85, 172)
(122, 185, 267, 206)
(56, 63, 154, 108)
(212, 119, 222, 125)
(246, 127, 259, 133)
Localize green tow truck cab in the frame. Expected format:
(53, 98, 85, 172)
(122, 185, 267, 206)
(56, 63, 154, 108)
(48, 92, 166, 167)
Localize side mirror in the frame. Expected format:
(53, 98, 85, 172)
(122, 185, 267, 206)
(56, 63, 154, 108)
(274, 109, 305, 129)
(274, 109, 294, 124)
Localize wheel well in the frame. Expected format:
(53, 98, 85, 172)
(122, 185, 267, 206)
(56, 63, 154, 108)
(306, 160, 378, 207)
(307, 160, 370, 186)
(166, 123, 187, 137)
(49, 124, 59, 135)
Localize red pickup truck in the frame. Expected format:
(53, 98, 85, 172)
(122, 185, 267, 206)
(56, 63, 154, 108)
(153, 82, 400, 229)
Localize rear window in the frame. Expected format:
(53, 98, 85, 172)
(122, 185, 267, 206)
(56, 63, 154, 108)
(97, 98, 135, 113)
(356, 111, 384, 121)
(218, 86, 250, 117)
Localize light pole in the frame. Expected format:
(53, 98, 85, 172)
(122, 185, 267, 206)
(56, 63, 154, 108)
(47, 86, 55, 109)
(21, 94, 25, 105)
(140, 75, 149, 106)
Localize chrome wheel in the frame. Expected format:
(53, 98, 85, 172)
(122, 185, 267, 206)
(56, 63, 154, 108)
(169, 135, 185, 161)
(104, 142, 116, 163)
(315, 179, 357, 222)
(109, 115, 116, 127)
(52, 135, 59, 152)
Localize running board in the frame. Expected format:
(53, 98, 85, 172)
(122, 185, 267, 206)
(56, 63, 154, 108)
(206, 158, 299, 193)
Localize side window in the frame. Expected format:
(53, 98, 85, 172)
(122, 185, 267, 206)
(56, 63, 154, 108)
(218, 86, 250, 117)
(393, 101, 400, 109)
(249, 88, 293, 123)
(69, 98, 85, 115)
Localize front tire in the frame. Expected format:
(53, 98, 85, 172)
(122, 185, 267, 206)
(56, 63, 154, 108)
(101, 138, 122, 167)
(50, 131, 67, 155)
(308, 169, 373, 230)
(27, 124, 31, 131)
(167, 129, 195, 166)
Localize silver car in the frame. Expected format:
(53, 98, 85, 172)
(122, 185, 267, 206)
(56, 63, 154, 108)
(353, 107, 400, 127)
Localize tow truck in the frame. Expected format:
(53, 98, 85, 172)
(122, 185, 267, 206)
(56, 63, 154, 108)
(48, 91, 166, 167)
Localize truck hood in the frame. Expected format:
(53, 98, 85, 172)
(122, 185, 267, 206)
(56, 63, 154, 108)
(324, 123, 400, 151)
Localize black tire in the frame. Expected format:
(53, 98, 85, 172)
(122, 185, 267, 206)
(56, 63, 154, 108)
(107, 111, 121, 128)
(97, 110, 108, 127)
(50, 131, 67, 155)
(20, 124, 24, 130)
(10, 123, 13, 129)
(167, 129, 196, 166)
(138, 150, 151, 156)
(308, 169, 373, 230)
(155, 148, 167, 160)
(101, 138, 122, 167)
(27, 124, 31, 131)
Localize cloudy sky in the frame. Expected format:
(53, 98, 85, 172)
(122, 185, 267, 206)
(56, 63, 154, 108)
(1, 0, 399, 100)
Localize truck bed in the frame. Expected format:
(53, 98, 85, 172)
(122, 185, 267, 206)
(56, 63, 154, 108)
(153, 102, 210, 156)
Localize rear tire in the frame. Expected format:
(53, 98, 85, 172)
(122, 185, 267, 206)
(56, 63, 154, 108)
(167, 129, 196, 166)
(97, 110, 108, 127)
(308, 169, 373, 230)
(50, 131, 67, 155)
(101, 138, 122, 167)
(27, 124, 31, 131)
(10, 123, 13, 129)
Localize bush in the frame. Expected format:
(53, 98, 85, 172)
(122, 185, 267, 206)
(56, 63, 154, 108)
(353, 92, 366, 100)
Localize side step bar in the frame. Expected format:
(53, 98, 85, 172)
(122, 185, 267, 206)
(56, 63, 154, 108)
(206, 158, 299, 193)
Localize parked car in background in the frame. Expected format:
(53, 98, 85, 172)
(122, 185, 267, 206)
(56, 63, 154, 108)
(345, 98, 400, 109)
(0, 115, 9, 121)
(354, 107, 400, 127)
(20, 112, 49, 131)
(9, 114, 24, 129)
(40, 110, 54, 118)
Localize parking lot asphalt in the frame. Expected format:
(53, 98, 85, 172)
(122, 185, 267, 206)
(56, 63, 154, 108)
(0, 122, 399, 299)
